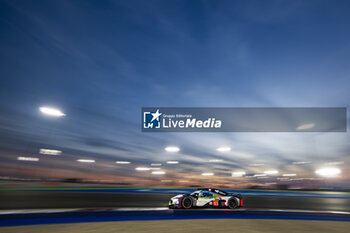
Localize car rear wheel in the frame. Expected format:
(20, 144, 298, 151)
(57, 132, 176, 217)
(182, 197, 192, 209)
(227, 198, 238, 209)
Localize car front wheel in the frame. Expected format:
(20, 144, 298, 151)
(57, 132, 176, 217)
(181, 196, 192, 209)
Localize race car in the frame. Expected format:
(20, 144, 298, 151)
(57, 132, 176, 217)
(169, 188, 243, 209)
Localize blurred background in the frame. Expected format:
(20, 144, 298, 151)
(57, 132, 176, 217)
(0, 0, 349, 193)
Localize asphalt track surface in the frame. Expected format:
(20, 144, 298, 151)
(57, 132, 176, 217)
(1, 209, 350, 227)
(1, 191, 350, 212)
(2, 219, 350, 233)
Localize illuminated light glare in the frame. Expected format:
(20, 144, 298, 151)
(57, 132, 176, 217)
(165, 146, 180, 152)
(249, 163, 264, 167)
(152, 171, 165, 175)
(17, 157, 39, 162)
(296, 123, 315, 131)
(293, 161, 311, 165)
(77, 159, 95, 163)
(202, 172, 214, 176)
(254, 174, 266, 177)
(232, 171, 246, 177)
(209, 159, 223, 163)
(116, 161, 131, 164)
(39, 149, 62, 155)
(135, 167, 150, 171)
(216, 147, 231, 152)
(282, 173, 297, 177)
(325, 161, 344, 166)
(39, 106, 65, 117)
(315, 167, 341, 177)
(151, 163, 162, 166)
(166, 161, 179, 164)
(264, 170, 279, 175)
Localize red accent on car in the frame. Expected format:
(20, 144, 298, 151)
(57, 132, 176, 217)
(240, 199, 243, 207)
(178, 197, 183, 208)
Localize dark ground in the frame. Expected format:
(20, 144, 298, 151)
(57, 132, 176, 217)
(0, 191, 349, 212)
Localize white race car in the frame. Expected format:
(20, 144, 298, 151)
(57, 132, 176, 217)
(169, 188, 243, 209)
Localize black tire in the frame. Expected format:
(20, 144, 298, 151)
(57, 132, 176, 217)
(227, 198, 238, 209)
(182, 197, 192, 209)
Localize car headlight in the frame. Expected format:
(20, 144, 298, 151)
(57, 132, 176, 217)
(172, 199, 179, 204)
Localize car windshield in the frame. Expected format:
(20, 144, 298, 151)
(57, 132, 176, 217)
(190, 191, 200, 196)
(199, 191, 213, 197)
(213, 189, 228, 196)
(191, 189, 228, 196)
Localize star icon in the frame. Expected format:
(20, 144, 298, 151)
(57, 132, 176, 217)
(151, 109, 162, 122)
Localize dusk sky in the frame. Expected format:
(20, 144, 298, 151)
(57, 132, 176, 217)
(0, 0, 349, 186)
